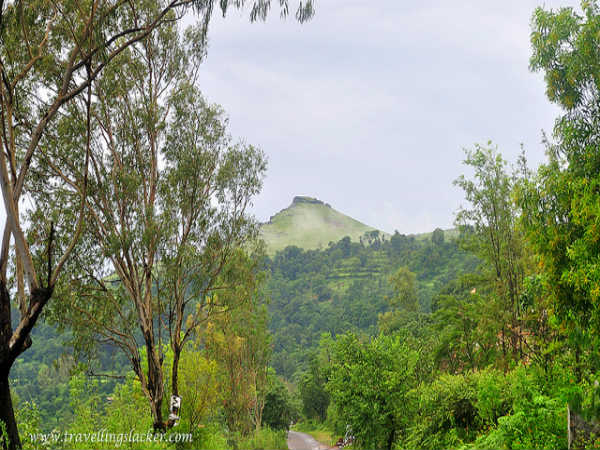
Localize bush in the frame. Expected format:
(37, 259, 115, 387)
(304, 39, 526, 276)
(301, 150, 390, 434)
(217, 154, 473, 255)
(471, 397, 566, 450)
(403, 372, 480, 450)
(475, 368, 511, 426)
(467, 366, 568, 450)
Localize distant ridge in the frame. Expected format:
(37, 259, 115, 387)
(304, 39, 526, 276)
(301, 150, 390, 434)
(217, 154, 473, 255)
(260, 196, 383, 255)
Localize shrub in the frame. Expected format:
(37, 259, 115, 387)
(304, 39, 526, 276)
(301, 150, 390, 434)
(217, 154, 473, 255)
(475, 368, 511, 426)
(403, 372, 480, 450)
(468, 366, 568, 450)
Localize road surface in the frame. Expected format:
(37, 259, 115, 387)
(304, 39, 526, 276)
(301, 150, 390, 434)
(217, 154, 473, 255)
(287, 430, 332, 450)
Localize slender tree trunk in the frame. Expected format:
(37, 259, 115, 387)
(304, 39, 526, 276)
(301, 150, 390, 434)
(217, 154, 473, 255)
(171, 348, 180, 398)
(386, 422, 396, 450)
(144, 337, 165, 431)
(149, 366, 165, 433)
(151, 398, 165, 432)
(166, 347, 181, 429)
(0, 374, 20, 450)
(255, 399, 263, 433)
(0, 282, 20, 450)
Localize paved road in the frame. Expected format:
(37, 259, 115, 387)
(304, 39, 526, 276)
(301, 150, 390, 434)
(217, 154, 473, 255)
(287, 431, 331, 450)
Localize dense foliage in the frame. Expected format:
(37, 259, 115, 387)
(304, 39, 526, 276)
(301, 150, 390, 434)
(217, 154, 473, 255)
(291, 142, 580, 450)
(267, 230, 478, 378)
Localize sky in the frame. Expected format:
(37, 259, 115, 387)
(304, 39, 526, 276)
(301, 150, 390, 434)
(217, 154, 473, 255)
(193, 0, 581, 234)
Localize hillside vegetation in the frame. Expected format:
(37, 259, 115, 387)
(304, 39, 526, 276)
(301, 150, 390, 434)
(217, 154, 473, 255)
(260, 196, 384, 254)
(265, 229, 479, 378)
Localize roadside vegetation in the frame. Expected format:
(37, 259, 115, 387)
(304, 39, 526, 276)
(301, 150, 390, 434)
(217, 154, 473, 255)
(290, 4, 600, 448)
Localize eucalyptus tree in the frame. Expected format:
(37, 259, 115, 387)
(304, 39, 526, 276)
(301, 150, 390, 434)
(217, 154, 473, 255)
(159, 83, 268, 423)
(34, 14, 266, 431)
(0, 0, 313, 447)
(203, 249, 272, 436)
(0, 2, 208, 448)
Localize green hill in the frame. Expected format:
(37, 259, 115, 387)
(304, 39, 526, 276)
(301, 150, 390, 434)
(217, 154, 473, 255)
(260, 196, 385, 254)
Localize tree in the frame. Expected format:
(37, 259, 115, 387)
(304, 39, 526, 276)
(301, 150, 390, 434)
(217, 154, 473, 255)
(298, 355, 330, 422)
(173, 344, 221, 435)
(0, 0, 313, 447)
(520, 1, 600, 372)
(432, 275, 498, 372)
(387, 266, 418, 313)
(262, 370, 297, 431)
(454, 144, 527, 366)
(431, 228, 445, 246)
(378, 266, 419, 335)
(159, 84, 267, 422)
(39, 28, 267, 428)
(203, 251, 271, 437)
(327, 333, 418, 450)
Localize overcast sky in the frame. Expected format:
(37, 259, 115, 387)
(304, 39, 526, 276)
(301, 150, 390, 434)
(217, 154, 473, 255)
(193, 0, 580, 234)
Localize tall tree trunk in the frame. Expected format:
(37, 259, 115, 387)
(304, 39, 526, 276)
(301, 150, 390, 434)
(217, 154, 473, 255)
(166, 346, 182, 429)
(171, 347, 180, 398)
(0, 282, 20, 450)
(150, 397, 165, 432)
(149, 364, 165, 433)
(144, 336, 165, 432)
(0, 281, 51, 450)
(386, 422, 396, 450)
(0, 374, 20, 450)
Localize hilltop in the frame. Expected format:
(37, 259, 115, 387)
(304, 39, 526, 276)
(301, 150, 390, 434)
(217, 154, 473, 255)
(260, 196, 385, 254)
(260, 195, 457, 255)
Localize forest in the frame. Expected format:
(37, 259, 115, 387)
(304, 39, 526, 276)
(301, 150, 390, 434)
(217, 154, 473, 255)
(266, 228, 478, 378)
(2, 0, 600, 449)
